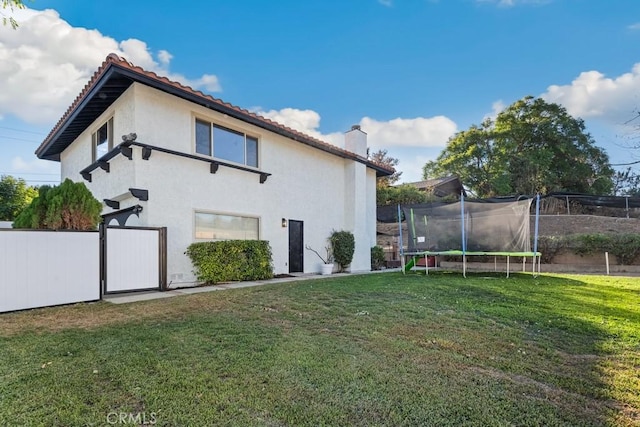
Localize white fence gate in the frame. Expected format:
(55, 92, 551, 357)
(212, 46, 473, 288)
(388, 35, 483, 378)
(0, 230, 100, 313)
(102, 226, 167, 294)
(1, 226, 167, 313)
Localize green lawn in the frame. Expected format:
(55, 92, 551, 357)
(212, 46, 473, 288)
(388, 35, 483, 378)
(0, 272, 638, 426)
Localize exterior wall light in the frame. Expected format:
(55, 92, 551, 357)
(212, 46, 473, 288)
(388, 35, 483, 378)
(282, 218, 287, 228)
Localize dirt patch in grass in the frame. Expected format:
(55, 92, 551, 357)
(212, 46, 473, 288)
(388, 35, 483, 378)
(0, 292, 236, 337)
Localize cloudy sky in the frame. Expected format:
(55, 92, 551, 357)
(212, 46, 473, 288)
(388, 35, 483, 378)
(1, 0, 640, 185)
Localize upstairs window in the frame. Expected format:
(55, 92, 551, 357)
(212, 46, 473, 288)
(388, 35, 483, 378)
(92, 118, 113, 161)
(195, 119, 258, 168)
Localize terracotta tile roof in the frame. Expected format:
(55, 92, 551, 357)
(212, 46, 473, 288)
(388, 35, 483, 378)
(37, 54, 394, 176)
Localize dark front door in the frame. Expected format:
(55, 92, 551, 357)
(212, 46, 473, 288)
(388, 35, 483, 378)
(288, 220, 304, 273)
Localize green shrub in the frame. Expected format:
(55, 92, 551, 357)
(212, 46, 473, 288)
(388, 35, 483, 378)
(537, 235, 567, 264)
(330, 230, 355, 272)
(535, 233, 640, 265)
(371, 246, 385, 270)
(186, 240, 273, 284)
(568, 233, 640, 265)
(605, 234, 640, 265)
(13, 179, 101, 230)
(571, 233, 610, 257)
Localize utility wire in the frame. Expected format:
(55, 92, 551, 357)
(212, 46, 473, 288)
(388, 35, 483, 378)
(0, 135, 41, 143)
(0, 126, 47, 135)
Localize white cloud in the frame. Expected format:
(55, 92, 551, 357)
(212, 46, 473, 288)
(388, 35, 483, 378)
(256, 107, 344, 147)
(255, 107, 456, 181)
(0, 7, 222, 125)
(484, 99, 505, 121)
(256, 108, 457, 152)
(378, 0, 393, 7)
(628, 22, 640, 31)
(541, 63, 640, 125)
(361, 116, 457, 149)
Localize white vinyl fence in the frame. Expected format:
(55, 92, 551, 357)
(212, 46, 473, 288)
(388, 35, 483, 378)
(0, 230, 100, 313)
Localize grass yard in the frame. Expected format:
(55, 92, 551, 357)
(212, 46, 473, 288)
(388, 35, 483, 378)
(0, 272, 638, 426)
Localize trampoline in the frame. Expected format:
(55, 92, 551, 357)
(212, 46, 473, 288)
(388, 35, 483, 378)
(396, 194, 542, 277)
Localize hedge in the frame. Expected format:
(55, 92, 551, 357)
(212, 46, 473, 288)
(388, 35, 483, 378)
(186, 240, 273, 284)
(537, 233, 640, 265)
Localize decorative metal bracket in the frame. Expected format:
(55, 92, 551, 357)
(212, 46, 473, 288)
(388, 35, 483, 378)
(104, 199, 120, 209)
(120, 145, 133, 160)
(129, 188, 149, 201)
(81, 171, 92, 182)
(101, 204, 143, 227)
(98, 161, 110, 173)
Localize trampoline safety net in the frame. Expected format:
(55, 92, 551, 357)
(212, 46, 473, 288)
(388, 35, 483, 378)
(402, 199, 533, 253)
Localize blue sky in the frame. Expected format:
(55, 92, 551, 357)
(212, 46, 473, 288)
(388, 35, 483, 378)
(1, 0, 640, 185)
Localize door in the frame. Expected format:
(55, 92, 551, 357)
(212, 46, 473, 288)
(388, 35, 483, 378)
(102, 226, 167, 294)
(288, 220, 304, 273)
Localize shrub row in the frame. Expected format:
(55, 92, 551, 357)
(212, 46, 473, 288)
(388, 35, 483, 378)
(186, 240, 273, 284)
(538, 233, 640, 265)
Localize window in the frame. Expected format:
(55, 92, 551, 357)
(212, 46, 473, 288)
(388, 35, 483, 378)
(195, 212, 259, 240)
(92, 118, 113, 161)
(195, 119, 258, 168)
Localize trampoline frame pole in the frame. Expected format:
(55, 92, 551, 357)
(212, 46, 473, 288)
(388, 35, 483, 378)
(398, 204, 405, 274)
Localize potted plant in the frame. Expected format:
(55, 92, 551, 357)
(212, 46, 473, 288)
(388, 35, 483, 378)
(305, 244, 334, 275)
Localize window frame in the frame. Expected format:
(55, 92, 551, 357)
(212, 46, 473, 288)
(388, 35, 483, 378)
(193, 210, 261, 241)
(92, 117, 114, 162)
(194, 118, 259, 168)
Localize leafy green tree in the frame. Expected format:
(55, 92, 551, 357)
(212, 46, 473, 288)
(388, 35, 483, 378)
(0, 175, 37, 221)
(13, 179, 102, 230)
(424, 96, 614, 197)
(369, 149, 401, 187)
(376, 184, 426, 206)
(1, 0, 26, 29)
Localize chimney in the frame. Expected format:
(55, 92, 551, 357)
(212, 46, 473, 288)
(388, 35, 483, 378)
(345, 125, 367, 157)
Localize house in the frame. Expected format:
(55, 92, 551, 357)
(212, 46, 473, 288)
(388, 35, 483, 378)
(35, 54, 393, 286)
(405, 176, 466, 198)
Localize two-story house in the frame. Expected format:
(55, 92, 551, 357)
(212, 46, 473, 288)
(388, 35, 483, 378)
(36, 54, 393, 287)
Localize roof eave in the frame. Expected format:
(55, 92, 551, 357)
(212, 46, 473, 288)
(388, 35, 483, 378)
(36, 63, 121, 160)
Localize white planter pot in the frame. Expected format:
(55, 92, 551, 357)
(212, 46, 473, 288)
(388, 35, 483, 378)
(321, 263, 334, 275)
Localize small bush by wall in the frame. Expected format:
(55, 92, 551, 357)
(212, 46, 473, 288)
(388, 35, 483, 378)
(186, 240, 273, 284)
(330, 230, 355, 272)
(371, 246, 385, 270)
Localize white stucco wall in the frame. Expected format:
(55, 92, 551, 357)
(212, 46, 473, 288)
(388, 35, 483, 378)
(58, 83, 379, 286)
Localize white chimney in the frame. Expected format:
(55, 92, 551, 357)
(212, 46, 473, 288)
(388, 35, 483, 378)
(344, 124, 367, 157)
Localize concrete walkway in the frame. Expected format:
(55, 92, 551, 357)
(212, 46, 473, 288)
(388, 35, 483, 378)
(104, 270, 399, 305)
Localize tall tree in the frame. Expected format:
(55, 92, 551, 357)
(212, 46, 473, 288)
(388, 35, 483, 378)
(13, 179, 102, 230)
(1, 0, 26, 29)
(424, 96, 614, 197)
(0, 175, 37, 221)
(369, 149, 401, 187)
